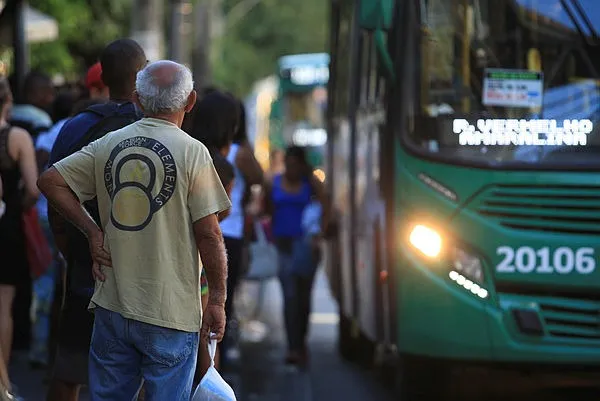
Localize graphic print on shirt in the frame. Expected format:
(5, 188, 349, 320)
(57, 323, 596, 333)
(104, 136, 177, 231)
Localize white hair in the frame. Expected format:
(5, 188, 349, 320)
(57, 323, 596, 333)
(135, 60, 194, 115)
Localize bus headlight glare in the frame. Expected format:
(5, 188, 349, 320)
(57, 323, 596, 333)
(409, 225, 442, 257)
(452, 248, 484, 284)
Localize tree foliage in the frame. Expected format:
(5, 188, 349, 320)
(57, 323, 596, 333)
(29, 0, 131, 78)
(212, 0, 328, 96)
(25, 0, 327, 94)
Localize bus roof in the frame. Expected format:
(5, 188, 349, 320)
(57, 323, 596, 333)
(278, 53, 330, 69)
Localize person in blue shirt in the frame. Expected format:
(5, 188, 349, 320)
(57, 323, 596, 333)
(46, 38, 146, 401)
(264, 146, 330, 368)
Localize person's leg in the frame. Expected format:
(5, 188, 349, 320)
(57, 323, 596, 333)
(277, 251, 302, 360)
(46, 380, 81, 401)
(0, 345, 11, 392)
(134, 320, 198, 401)
(47, 292, 95, 401)
(88, 307, 143, 401)
(12, 272, 32, 352)
(31, 218, 58, 366)
(48, 341, 96, 401)
(0, 285, 15, 365)
(47, 262, 65, 374)
(224, 237, 244, 318)
(220, 237, 244, 365)
(297, 273, 316, 364)
(30, 266, 56, 366)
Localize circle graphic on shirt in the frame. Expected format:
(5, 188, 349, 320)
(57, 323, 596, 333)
(104, 136, 177, 231)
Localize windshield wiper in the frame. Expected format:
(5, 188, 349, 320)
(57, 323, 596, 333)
(560, 0, 599, 46)
(556, 0, 600, 79)
(571, 0, 599, 42)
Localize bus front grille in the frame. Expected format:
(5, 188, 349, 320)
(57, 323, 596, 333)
(538, 298, 600, 341)
(475, 185, 600, 235)
(499, 290, 600, 342)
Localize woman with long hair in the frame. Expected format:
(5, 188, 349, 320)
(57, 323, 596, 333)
(216, 97, 264, 366)
(0, 76, 39, 398)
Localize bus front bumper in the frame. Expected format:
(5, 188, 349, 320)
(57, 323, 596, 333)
(397, 252, 600, 366)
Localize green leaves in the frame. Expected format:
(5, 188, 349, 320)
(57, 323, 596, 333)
(27, 0, 327, 93)
(213, 0, 327, 96)
(29, 0, 131, 78)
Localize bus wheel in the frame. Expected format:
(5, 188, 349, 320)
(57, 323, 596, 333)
(394, 355, 454, 400)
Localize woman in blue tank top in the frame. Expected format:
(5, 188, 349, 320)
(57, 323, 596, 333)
(267, 146, 328, 368)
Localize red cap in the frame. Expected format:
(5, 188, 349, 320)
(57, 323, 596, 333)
(85, 62, 106, 90)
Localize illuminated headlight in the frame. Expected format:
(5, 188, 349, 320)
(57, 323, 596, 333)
(449, 271, 488, 299)
(409, 225, 442, 258)
(452, 248, 484, 284)
(449, 248, 488, 299)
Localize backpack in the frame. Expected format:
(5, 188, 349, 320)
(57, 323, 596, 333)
(63, 102, 142, 299)
(65, 102, 142, 156)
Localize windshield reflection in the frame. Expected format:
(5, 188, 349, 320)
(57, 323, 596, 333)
(514, 0, 600, 35)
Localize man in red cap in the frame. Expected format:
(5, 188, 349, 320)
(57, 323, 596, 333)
(85, 62, 109, 100)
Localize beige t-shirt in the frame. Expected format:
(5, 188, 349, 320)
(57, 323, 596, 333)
(54, 117, 231, 332)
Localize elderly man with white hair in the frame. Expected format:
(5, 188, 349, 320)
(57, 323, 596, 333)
(37, 60, 231, 400)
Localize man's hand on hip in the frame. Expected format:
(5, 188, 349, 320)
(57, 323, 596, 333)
(201, 304, 226, 342)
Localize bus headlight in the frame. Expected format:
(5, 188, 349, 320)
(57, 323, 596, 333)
(449, 248, 488, 299)
(409, 224, 442, 258)
(452, 248, 484, 284)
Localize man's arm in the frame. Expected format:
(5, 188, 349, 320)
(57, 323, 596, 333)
(38, 168, 101, 244)
(193, 214, 228, 306)
(38, 167, 111, 276)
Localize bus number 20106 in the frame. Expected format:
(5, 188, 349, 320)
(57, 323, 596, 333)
(496, 246, 596, 275)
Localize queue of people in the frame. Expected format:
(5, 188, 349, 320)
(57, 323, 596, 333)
(0, 36, 330, 400)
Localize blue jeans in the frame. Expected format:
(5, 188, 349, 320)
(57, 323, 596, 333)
(89, 307, 199, 401)
(278, 245, 317, 352)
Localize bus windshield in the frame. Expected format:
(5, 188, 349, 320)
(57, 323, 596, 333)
(406, 0, 600, 168)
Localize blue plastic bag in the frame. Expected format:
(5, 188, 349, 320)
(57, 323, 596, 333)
(291, 202, 321, 277)
(192, 338, 237, 401)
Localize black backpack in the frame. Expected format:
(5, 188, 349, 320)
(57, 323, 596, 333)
(63, 102, 142, 299)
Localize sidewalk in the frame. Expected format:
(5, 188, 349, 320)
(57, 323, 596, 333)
(8, 268, 393, 401)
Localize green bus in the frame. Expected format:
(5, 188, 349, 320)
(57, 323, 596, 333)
(326, 0, 600, 397)
(269, 53, 329, 169)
